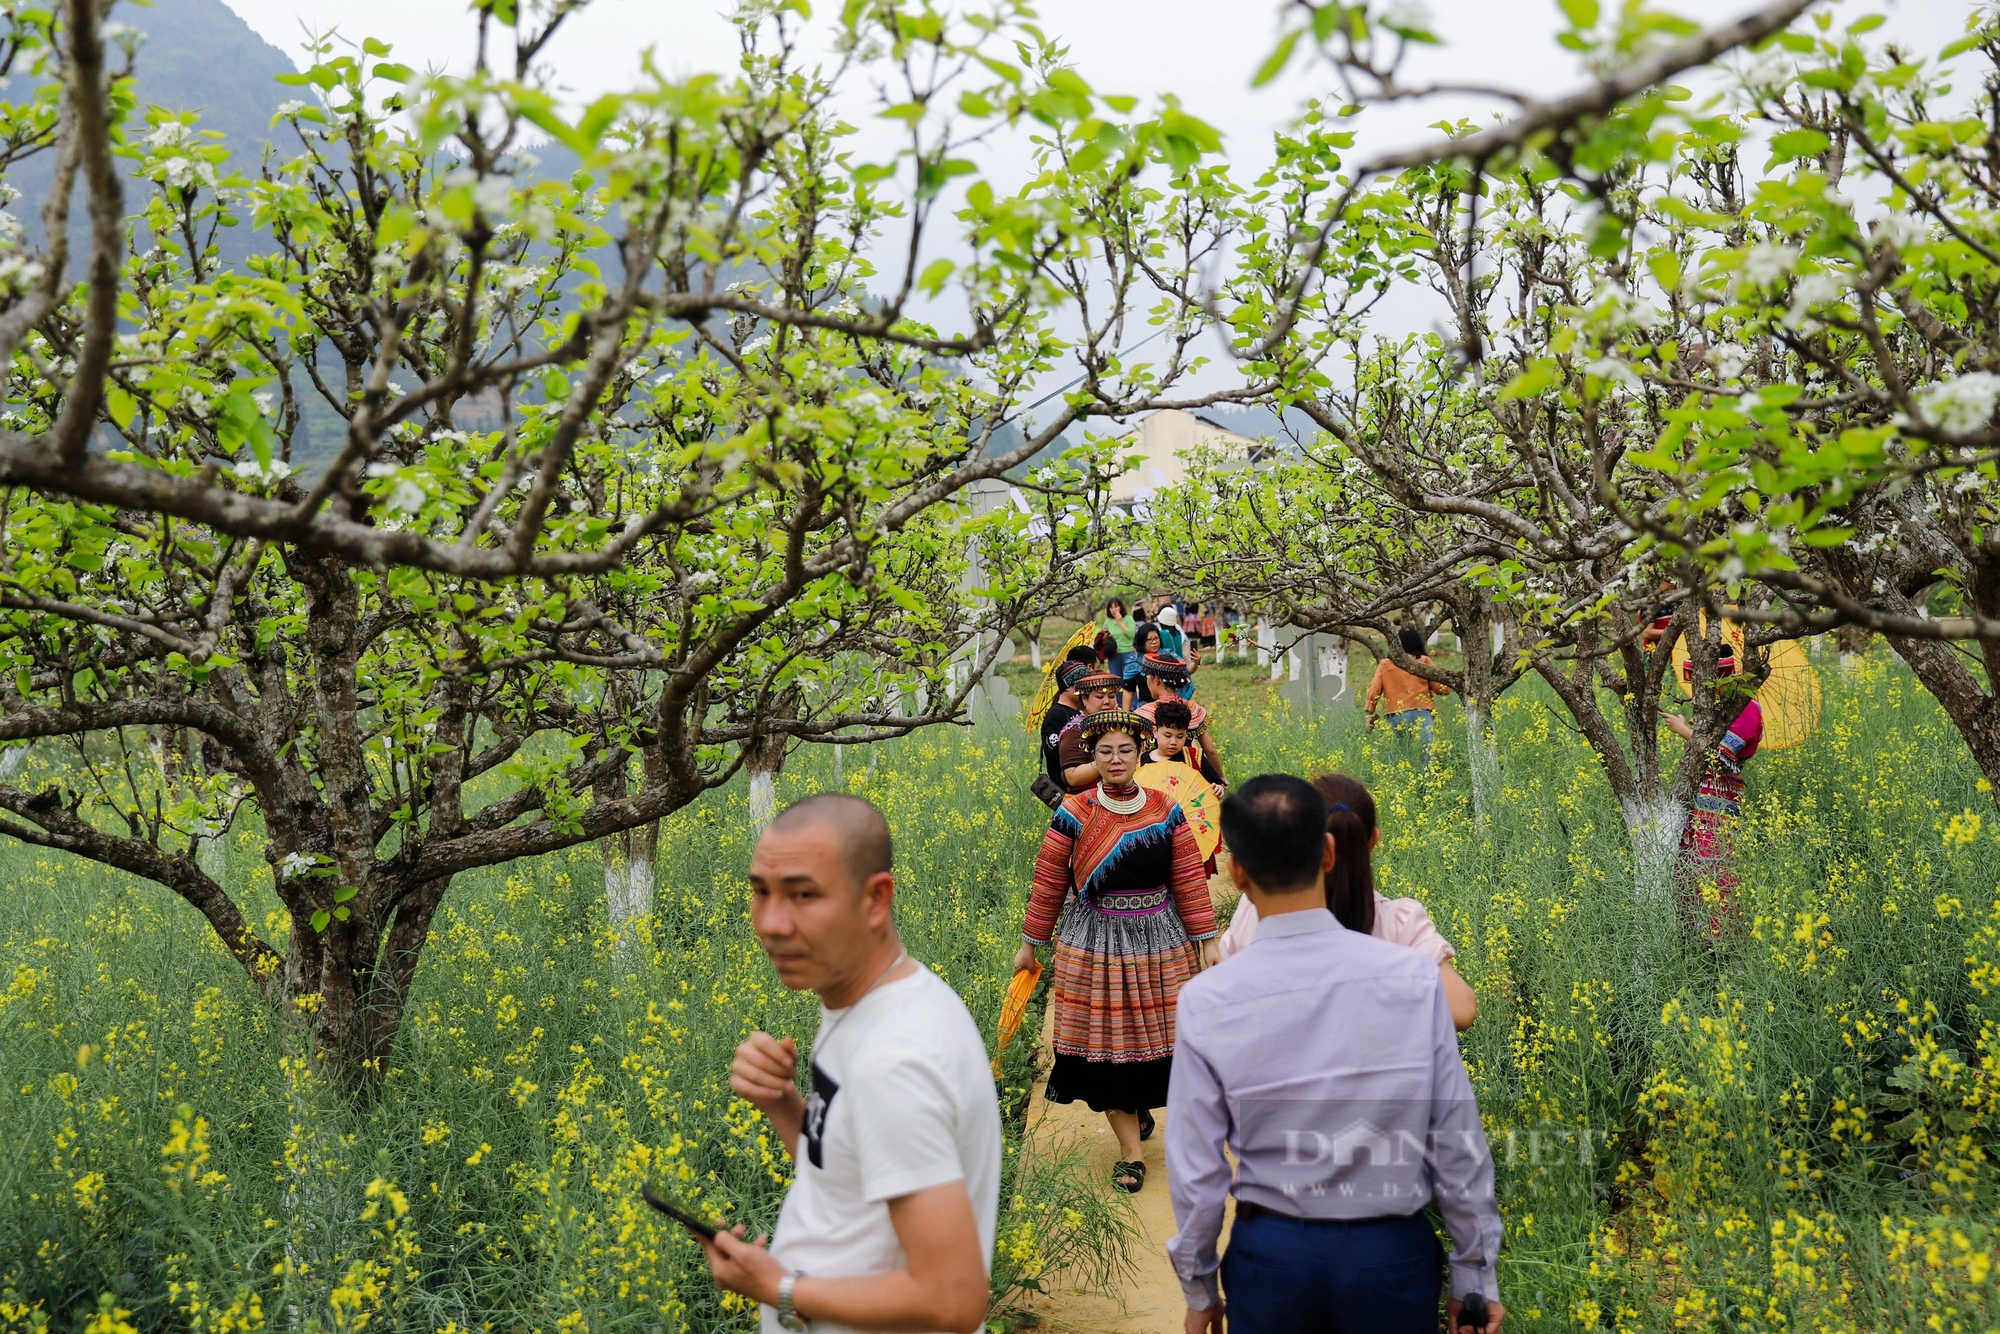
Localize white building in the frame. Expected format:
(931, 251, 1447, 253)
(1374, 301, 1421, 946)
(1106, 408, 1262, 508)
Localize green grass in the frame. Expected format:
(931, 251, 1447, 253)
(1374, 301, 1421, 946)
(4, 646, 2000, 1332)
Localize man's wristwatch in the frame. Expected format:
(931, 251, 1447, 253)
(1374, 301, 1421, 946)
(776, 1271, 807, 1331)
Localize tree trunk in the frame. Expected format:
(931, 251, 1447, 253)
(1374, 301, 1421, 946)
(1450, 594, 1504, 833)
(745, 722, 789, 834)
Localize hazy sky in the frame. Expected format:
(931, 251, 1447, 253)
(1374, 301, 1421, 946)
(216, 0, 1967, 170)
(213, 0, 1972, 402)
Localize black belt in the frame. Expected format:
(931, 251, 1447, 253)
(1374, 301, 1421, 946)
(1235, 1201, 1415, 1226)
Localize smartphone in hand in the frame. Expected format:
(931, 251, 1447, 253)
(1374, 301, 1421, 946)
(640, 1182, 719, 1243)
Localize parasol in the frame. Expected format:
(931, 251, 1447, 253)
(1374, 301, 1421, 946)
(1136, 759, 1222, 859)
(991, 959, 1041, 1077)
(1669, 615, 1821, 752)
(1022, 622, 1099, 733)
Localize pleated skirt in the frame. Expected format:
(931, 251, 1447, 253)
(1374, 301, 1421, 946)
(1047, 892, 1198, 1073)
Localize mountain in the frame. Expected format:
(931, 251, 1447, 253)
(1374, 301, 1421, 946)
(4, 0, 299, 260)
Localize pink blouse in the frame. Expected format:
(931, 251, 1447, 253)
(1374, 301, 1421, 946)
(1216, 892, 1456, 964)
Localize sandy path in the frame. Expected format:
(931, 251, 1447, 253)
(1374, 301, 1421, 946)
(1023, 874, 1239, 1333)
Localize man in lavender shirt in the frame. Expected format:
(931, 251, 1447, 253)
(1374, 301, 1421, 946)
(1165, 775, 1504, 1333)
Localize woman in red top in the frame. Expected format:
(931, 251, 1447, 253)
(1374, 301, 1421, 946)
(1012, 709, 1217, 1193)
(1665, 659, 1763, 935)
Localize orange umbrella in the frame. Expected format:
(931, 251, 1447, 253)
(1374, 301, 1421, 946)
(991, 959, 1041, 1077)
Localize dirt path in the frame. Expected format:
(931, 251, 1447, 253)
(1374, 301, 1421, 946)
(1023, 875, 1239, 1333)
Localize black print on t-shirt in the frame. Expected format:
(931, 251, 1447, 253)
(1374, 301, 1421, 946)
(804, 1060, 840, 1169)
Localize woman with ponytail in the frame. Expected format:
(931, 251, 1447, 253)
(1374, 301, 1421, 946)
(1216, 773, 1477, 1030)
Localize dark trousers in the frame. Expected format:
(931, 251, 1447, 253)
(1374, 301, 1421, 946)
(1221, 1206, 1443, 1334)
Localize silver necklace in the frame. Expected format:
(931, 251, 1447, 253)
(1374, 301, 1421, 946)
(817, 949, 910, 1047)
(1097, 781, 1146, 815)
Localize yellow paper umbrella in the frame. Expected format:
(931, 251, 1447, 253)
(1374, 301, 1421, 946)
(1136, 760, 1222, 859)
(991, 959, 1041, 1077)
(1670, 615, 1821, 752)
(1022, 621, 1099, 733)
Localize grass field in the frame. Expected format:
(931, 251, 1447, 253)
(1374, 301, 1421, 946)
(5, 647, 2000, 1333)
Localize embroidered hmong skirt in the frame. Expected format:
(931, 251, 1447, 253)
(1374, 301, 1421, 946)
(1676, 763, 1745, 933)
(1044, 885, 1199, 1112)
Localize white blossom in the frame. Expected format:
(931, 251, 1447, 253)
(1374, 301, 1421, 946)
(276, 100, 311, 118)
(474, 176, 512, 217)
(1584, 357, 1640, 390)
(1740, 242, 1798, 288)
(1381, 0, 1434, 31)
(1708, 343, 1749, 379)
(1915, 372, 2000, 436)
(389, 479, 427, 514)
(1873, 214, 1930, 253)
(1783, 270, 1844, 330)
(232, 457, 294, 485)
(146, 121, 192, 150)
(279, 852, 320, 878)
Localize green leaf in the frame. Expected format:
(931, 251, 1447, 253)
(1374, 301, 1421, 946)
(105, 386, 135, 431)
(1558, 0, 1599, 29)
(310, 909, 331, 933)
(333, 885, 358, 903)
(917, 257, 956, 296)
(1254, 29, 1302, 88)
(1500, 360, 1560, 401)
(333, 905, 350, 921)
(1766, 127, 1830, 170)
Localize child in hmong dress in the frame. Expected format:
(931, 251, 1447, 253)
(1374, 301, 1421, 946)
(1013, 709, 1217, 1193)
(1670, 687, 1763, 935)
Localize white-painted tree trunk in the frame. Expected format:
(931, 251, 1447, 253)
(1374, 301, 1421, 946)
(1465, 703, 1500, 833)
(749, 768, 778, 833)
(0, 745, 26, 778)
(1029, 639, 1042, 670)
(198, 833, 227, 884)
(1622, 794, 1685, 903)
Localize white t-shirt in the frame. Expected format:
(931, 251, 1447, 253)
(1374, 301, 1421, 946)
(763, 963, 1002, 1334)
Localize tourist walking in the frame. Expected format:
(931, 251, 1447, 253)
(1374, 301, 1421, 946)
(1146, 698, 1226, 798)
(710, 794, 1000, 1334)
(1365, 627, 1450, 756)
(1014, 709, 1219, 1194)
(1154, 604, 1197, 667)
(1101, 598, 1139, 681)
(1167, 775, 1503, 1334)
(1054, 672, 1128, 793)
(1121, 622, 1163, 707)
(1134, 653, 1221, 767)
(1215, 773, 1476, 1030)
(1036, 652, 1099, 792)
(1665, 659, 1763, 935)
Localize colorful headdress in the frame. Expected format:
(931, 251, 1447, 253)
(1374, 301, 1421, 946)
(1056, 659, 1094, 691)
(1078, 709, 1153, 748)
(1074, 671, 1123, 696)
(1141, 652, 1191, 685)
(1678, 646, 1739, 685)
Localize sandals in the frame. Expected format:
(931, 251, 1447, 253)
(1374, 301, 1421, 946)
(1138, 1108, 1156, 1141)
(1112, 1159, 1147, 1193)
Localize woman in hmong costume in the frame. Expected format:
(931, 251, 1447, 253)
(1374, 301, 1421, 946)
(1011, 709, 1218, 1193)
(1665, 664, 1763, 936)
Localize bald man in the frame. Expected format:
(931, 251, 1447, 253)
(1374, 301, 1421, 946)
(705, 794, 1001, 1333)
